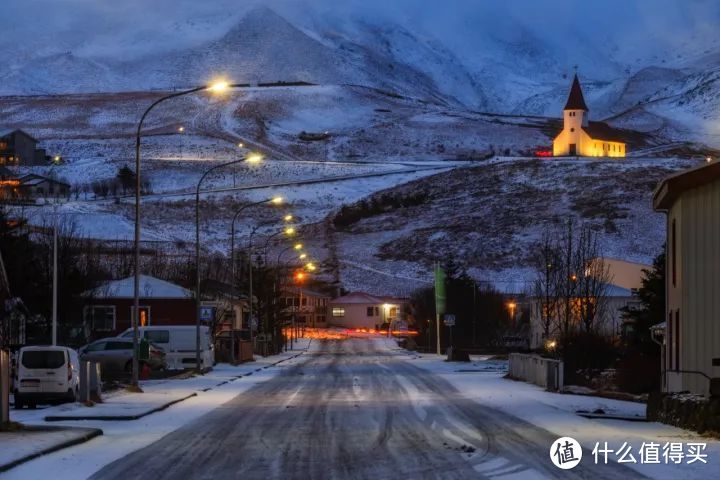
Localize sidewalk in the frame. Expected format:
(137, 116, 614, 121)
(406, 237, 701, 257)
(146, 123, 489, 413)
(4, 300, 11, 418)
(0, 426, 102, 473)
(1, 339, 312, 476)
(384, 339, 720, 480)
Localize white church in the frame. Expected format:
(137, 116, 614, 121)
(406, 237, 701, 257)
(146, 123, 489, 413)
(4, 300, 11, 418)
(552, 74, 626, 158)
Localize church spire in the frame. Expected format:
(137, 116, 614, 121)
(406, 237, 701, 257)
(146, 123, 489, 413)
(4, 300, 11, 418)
(563, 73, 588, 111)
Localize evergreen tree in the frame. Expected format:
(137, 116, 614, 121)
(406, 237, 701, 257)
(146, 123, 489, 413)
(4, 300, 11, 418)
(117, 165, 136, 194)
(621, 248, 665, 353)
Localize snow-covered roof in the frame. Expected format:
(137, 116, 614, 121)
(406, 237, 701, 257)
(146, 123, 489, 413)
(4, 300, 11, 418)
(85, 275, 193, 299)
(330, 291, 388, 305)
(605, 283, 633, 297)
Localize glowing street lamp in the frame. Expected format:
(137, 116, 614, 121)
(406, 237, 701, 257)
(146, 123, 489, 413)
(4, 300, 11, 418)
(284, 214, 293, 222)
(245, 153, 263, 165)
(294, 243, 303, 250)
(178, 126, 185, 133)
(306, 262, 316, 271)
(507, 301, 517, 325)
(238, 142, 244, 148)
(208, 80, 230, 92)
(298, 253, 307, 260)
(284, 227, 296, 236)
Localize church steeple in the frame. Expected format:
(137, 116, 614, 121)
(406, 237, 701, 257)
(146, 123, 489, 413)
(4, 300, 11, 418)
(563, 74, 588, 111)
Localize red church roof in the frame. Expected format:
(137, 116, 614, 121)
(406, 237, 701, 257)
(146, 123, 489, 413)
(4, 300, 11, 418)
(563, 74, 589, 111)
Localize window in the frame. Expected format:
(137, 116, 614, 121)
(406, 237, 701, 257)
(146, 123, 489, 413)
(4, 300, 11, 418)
(21, 350, 66, 369)
(106, 341, 132, 351)
(570, 128, 574, 132)
(145, 330, 169, 344)
(671, 219, 677, 287)
(674, 309, 680, 370)
(367, 307, 374, 317)
(85, 305, 115, 332)
(85, 341, 107, 352)
(332, 307, 345, 317)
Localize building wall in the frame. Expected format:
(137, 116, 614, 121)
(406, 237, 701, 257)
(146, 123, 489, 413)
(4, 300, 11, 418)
(553, 112, 626, 157)
(85, 298, 196, 339)
(666, 179, 720, 395)
(328, 302, 399, 329)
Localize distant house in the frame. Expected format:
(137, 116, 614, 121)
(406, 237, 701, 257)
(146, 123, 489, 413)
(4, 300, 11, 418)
(653, 160, 720, 396)
(528, 258, 648, 349)
(0, 130, 50, 166)
(0, 174, 70, 202)
(281, 287, 330, 328)
(328, 292, 408, 330)
(82, 275, 195, 339)
(552, 74, 627, 157)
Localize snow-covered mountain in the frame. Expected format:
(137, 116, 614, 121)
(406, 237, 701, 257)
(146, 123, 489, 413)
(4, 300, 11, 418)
(2, 0, 719, 143)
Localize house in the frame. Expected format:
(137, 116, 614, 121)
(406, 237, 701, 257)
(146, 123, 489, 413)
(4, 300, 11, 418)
(0, 130, 50, 166)
(653, 160, 720, 396)
(552, 74, 626, 157)
(328, 292, 408, 330)
(529, 258, 648, 349)
(82, 275, 195, 339)
(0, 174, 70, 202)
(281, 287, 329, 328)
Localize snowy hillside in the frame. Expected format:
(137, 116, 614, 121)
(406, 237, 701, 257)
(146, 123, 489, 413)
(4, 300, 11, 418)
(2, 1, 720, 145)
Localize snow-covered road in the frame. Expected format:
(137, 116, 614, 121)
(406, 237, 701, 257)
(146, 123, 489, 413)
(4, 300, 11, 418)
(88, 338, 641, 480)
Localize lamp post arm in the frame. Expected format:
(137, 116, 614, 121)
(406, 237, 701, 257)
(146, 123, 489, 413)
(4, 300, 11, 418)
(132, 85, 205, 387)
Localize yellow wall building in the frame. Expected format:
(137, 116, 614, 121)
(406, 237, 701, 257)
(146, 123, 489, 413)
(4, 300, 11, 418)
(553, 74, 626, 157)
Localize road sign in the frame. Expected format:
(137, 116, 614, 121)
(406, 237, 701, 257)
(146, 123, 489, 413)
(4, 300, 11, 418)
(443, 314, 455, 327)
(199, 306, 215, 323)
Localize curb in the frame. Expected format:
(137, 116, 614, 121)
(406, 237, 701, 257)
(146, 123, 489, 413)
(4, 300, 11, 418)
(44, 393, 197, 422)
(576, 412, 648, 422)
(0, 426, 103, 473)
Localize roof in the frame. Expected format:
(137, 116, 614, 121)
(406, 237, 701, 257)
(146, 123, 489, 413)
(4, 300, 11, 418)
(17, 174, 69, 188)
(581, 122, 625, 143)
(653, 160, 720, 211)
(330, 291, 385, 305)
(564, 74, 589, 111)
(0, 129, 39, 143)
(605, 283, 633, 297)
(84, 275, 193, 299)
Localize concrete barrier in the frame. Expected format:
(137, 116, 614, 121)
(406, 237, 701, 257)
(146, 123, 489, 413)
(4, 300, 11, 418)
(79, 361, 102, 403)
(509, 353, 564, 391)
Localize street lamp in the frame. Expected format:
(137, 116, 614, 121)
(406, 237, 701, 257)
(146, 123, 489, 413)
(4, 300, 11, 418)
(195, 153, 265, 372)
(132, 79, 249, 386)
(229, 196, 283, 283)
(507, 301, 517, 325)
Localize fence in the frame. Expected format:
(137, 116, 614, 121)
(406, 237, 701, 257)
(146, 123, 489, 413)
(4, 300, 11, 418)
(509, 353, 563, 391)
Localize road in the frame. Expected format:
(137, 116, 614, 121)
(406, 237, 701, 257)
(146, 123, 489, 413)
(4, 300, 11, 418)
(91, 338, 644, 480)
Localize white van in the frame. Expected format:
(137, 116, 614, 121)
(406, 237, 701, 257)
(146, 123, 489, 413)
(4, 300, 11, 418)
(14, 346, 80, 409)
(119, 326, 214, 370)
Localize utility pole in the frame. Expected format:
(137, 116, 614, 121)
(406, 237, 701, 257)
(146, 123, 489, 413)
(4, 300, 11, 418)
(52, 208, 58, 346)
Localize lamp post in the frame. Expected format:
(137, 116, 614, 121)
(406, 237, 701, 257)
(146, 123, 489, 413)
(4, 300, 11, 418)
(229, 197, 283, 284)
(195, 155, 264, 372)
(133, 80, 238, 386)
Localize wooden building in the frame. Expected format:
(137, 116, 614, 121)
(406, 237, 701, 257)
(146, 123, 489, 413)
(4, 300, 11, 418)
(0, 130, 50, 166)
(653, 160, 720, 396)
(82, 275, 195, 340)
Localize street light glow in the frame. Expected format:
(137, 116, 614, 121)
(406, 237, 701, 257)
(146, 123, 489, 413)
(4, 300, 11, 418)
(284, 214, 293, 222)
(270, 196, 283, 205)
(285, 227, 296, 235)
(238, 142, 244, 148)
(246, 153, 263, 164)
(294, 243, 303, 250)
(306, 262, 316, 271)
(178, 126, 185, 132)
(299, 253, 307, 259)
(208, 80, 229, 92)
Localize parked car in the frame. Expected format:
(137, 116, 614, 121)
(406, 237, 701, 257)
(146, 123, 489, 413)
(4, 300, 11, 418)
(78, 337, 166, 375)
(14, 346, 80, 409)
(118, 326, 214, 370)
